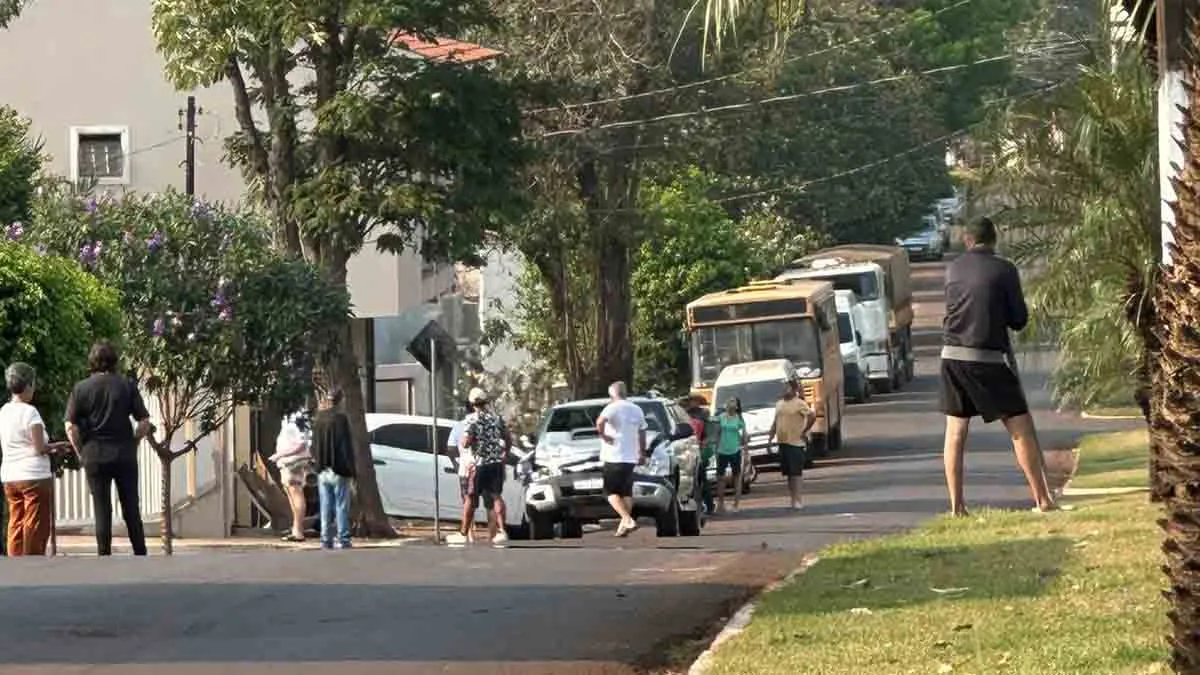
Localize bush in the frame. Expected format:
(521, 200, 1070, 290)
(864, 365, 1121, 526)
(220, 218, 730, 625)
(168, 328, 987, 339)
(0, 240, 122, 437)
(0, 107, 43, 227)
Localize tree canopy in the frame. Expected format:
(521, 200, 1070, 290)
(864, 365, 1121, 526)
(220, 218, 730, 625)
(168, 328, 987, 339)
(0, 107, 42, 228)
(26, 188, 350, 552)
(150, 0, 528, 534)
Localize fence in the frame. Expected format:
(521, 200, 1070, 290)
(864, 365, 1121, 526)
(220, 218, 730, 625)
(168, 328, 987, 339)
(52, 394, 220, 529)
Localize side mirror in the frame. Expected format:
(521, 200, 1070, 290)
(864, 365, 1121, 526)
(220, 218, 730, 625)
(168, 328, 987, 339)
(671, 422, 694, 441)
(855, 331, 863, 346)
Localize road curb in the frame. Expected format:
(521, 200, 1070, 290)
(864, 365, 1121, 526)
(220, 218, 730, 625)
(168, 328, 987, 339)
(686, 555, 820, 675)
(1079, 411, 1142, 420)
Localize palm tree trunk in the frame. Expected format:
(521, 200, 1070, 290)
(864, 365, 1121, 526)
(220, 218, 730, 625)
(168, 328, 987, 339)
(1155, 20, 1200, 671)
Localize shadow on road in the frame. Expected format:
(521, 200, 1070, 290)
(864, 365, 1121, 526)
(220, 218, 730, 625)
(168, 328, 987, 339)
(0, 580, 750, 665)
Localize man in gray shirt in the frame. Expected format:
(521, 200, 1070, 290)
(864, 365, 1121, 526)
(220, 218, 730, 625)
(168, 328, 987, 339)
(940, 217, 1057, 515)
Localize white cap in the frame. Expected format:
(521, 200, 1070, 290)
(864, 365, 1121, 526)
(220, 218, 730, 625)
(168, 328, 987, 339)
(468, 387, 488, 404)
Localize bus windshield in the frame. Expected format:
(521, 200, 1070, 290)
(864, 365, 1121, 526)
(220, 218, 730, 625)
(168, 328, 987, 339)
(690, 317, 821, 388)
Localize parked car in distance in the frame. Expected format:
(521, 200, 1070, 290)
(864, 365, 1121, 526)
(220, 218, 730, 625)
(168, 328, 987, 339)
(897, 227, 945, 261)
(835, 290, 871, 403)
(366, 413, 531, 537)
(522, 394, 703, 539)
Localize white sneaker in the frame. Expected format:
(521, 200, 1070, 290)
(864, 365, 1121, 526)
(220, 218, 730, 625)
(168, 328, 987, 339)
(492, 531, 509, 548)
(446, 532, 469, 546)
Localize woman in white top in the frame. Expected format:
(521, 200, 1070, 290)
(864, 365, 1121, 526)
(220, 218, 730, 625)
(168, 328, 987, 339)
(0, 363, 53, 556)
(267, 411, 312, 542)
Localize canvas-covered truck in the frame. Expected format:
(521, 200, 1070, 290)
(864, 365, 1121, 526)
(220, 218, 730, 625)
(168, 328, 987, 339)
(777, 244, 914, 394)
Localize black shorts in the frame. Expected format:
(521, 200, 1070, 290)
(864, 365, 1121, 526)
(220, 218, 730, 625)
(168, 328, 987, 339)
(469, 463, 506, 509)
(716, 452, 741, 478)
(779, 443, 806, 477)
(603, 462, 636, 498)
(940, 358, 1029, 423)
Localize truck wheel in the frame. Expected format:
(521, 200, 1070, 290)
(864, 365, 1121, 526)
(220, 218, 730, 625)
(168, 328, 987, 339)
(809, 433, 828, 457)
(506, 513, 531, 541)
(655, 499, 681, 537)
(528, 509, 556, 540)
(559, 518, 584, 539)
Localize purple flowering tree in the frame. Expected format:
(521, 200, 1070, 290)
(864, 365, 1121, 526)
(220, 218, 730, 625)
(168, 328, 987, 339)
(28, 187, 350, 554)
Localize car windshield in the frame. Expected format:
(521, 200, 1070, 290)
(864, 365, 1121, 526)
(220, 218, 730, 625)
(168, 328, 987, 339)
(808, 271, 879, 301)
(542, 401, 666, 435)
(713, 379, 790, 412)
(837, 312, 853, 344)
(691, 317, 821, 388)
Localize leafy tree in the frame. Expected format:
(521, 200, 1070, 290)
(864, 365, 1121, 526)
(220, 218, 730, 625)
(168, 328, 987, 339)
(0, 238, 122, 438)
(0, 107, 42, 227)
(489, 0, 763, 396)
(633, 170, 767, 391)
(0, 0, 23, 28)
(28, 188, 350, 554)
(150, 0, 527, 535)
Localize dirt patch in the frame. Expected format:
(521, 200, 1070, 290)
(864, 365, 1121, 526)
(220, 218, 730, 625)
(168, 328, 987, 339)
(636, 550, 805, 675)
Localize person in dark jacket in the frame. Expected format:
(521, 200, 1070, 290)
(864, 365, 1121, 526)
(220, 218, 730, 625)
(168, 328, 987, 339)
(311, 389, 356, 549)
(940, 217, 1057, 515)
(65, 341, 154, 556)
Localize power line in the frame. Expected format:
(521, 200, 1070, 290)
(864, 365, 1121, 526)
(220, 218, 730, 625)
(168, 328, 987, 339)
(713, 80, 1075, 204)
(524, 0, 980, 115)
(576, 79, 1071, 214)
(538, 41, 1085, 139)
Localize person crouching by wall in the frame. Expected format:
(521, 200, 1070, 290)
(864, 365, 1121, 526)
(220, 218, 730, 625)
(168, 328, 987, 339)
(0, 363, 54, 556)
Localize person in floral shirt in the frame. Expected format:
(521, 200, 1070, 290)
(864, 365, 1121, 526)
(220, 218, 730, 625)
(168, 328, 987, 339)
(446, 388, 511, 548)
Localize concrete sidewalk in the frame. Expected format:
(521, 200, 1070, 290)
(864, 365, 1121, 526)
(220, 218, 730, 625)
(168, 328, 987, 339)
(44, 533, 423, 556)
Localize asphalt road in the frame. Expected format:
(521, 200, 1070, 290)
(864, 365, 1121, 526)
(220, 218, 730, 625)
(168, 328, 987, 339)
(0, 259, 1135, 675)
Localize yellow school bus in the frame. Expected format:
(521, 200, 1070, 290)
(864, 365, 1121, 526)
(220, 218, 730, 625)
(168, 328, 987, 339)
(685, 280, 845, 455)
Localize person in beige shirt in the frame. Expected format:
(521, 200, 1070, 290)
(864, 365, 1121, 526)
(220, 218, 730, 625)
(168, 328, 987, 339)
(767, 379, 816, 510)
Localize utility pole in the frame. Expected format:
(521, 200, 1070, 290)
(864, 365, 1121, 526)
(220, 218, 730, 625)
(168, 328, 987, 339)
(178, 96, 202, 196)
(1157, 0, 1189, 266)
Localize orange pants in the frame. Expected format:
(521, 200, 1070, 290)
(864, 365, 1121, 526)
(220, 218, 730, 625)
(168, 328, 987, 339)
(4, 479, 53, 556)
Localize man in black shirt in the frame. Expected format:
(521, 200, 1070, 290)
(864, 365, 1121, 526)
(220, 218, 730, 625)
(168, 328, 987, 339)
(940, 218, 1057, 515)
(65, 341, 154, 556)
(311, 389, 356, 550)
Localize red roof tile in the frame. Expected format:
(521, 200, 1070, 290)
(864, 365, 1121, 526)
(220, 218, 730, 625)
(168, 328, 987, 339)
(389, 31, 503, 64)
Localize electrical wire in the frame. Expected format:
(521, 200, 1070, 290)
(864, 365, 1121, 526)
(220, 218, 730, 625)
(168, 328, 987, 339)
(537, 41, 1085, 139)
(524, 0, 981, 115)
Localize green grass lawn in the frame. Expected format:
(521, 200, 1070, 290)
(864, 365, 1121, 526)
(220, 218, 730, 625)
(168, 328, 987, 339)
(704, 493, 1165, 675)
(1070, 430, 1149, 491)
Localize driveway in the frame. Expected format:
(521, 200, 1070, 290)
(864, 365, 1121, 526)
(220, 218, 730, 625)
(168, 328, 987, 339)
(0, 259, 1135, 675)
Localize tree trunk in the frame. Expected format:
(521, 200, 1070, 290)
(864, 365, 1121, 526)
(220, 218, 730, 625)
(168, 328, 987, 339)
(1156, 31, 1200, 672)
(160, 456, 174, 555)
(326, 324, 396, 538)
(594, 233, 634, 390)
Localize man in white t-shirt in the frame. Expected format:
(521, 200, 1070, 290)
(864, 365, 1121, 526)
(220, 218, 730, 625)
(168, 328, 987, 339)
(0, 362, 54, 556)
(595, 381, 647, 537)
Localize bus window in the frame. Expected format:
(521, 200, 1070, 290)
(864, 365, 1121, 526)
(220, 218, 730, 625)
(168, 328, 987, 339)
(691, 318, 822, 388)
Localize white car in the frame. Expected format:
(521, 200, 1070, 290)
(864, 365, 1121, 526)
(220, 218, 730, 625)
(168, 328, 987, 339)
(366, 413, 531, 536)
